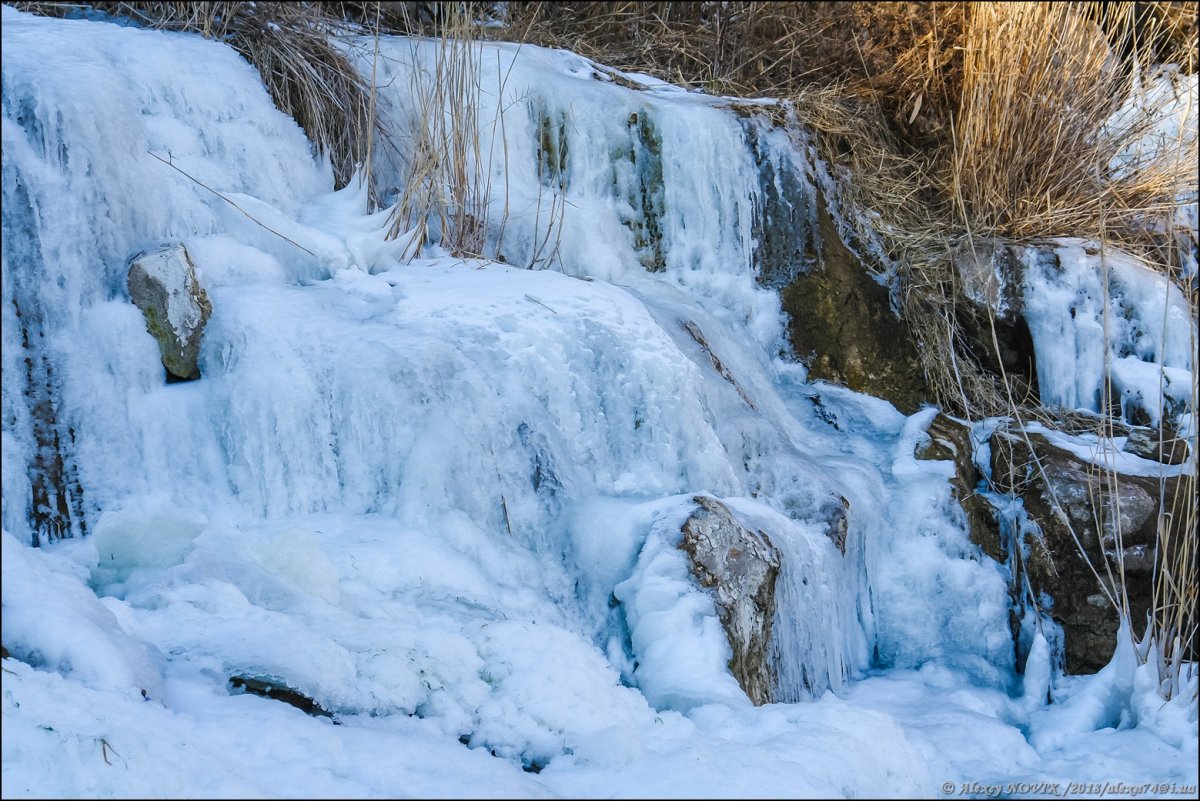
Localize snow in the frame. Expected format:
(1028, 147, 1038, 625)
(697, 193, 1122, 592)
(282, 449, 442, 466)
(615, 501, 752, 712)
(1107, 65, 1198, 280)
(1107, 66, 1198, 182)
(2, 7, 1197, 799)
(1020, 422, 1194, 479)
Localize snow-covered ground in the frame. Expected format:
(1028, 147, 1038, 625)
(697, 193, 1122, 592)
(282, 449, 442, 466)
(2, 8, 1196, 798)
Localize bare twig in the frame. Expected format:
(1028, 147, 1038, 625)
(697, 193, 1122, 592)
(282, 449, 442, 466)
(147, 150, 317, 258)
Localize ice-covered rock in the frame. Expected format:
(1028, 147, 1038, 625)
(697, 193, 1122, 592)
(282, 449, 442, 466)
(914, 413, 1001, 563)
(988, 428, 1189, 673)
(951, 238, 1041, 394)
(127, 243, 212, 381)
(1021, 241, 1194, 428)
(1121, 425, 1190, 465)
(679, 495, 781, 705)
(952, 238, 1024, 320)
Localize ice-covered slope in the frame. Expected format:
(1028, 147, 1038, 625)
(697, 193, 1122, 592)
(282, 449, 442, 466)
(2, 8, 1196, 797)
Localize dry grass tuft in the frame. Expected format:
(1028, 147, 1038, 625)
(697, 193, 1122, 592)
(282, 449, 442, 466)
(947, 2, 1195, 242)
(382, 2, 492, 257)
(785, 3, 1196, 422)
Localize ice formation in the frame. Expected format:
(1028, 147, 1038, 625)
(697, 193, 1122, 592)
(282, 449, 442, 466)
(2, 8, 1196, 797)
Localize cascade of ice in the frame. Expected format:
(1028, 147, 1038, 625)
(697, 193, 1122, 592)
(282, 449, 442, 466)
(2, 7, 1015, 732)
(1021, 241, 1194, 428)
(363, 39, 822, 352)
(362, 36, 1017, 693)
(1, 7, 332, 543)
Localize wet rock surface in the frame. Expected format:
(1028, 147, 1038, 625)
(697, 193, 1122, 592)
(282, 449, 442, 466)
(780, 191, 929, 414)
(915, 414, 1001, 563)
(988, 428, 1188, 673)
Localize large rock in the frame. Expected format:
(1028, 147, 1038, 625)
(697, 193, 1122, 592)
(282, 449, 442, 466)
(780, 190, 929, 414)
(1121, 424, 1190, 465)
(989, 428, 1190, 673)
(952, 238, 1024, 322)
(679, 495, 781, 705)
(127, 243, 212, 381)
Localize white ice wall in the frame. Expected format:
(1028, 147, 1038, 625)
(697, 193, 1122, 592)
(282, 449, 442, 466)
(2, 10, 1017, 731)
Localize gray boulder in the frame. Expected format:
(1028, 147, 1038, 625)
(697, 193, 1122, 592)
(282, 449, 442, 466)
(951, 238, 1042, 398)
(127, 243, 212, 381)
(952, 237, 1024, 320)
(1122, 425, 1190, 465)
(679, 495, 781, 705)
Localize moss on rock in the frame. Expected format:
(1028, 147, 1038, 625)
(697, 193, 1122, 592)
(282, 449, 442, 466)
(781, 189, 929, 413)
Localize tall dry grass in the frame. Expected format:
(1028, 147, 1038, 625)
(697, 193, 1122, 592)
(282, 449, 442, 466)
(383, 2, 492, 257)
(947, 2, 1195, 242)
(1149, 445, 1198, 698)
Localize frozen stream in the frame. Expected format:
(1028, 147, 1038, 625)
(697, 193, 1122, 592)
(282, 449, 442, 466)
(1, 8, 1196, 798)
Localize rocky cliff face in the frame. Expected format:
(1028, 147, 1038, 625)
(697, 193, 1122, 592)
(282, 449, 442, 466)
(797, 205, 1195, 676)
(780, 191, 930, 414)
(914, 411, 1193, 675)
(988, 428, 1190, 674)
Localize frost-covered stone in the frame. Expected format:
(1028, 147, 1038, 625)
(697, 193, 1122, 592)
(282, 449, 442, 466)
(950, 238, 1041, 396)
(952, 237, 1024, 320)
(127, 243, 212, 381)
(989, 429, 1189, 673)
(1122, 425, 1190, 465)
(679, 495, 781, 705)
(817, 494, 851, 555)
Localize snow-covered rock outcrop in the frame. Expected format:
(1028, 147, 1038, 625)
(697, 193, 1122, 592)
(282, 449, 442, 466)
(127, 243, 212, 381)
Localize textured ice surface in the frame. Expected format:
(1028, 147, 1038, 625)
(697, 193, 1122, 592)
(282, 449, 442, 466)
(1023, 240, 1195, 429)
(2, 8, 1196, 797)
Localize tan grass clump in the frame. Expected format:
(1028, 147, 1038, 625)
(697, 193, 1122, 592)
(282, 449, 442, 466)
(383, 2, 492, 257)
(947, 2, 1196, 243)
